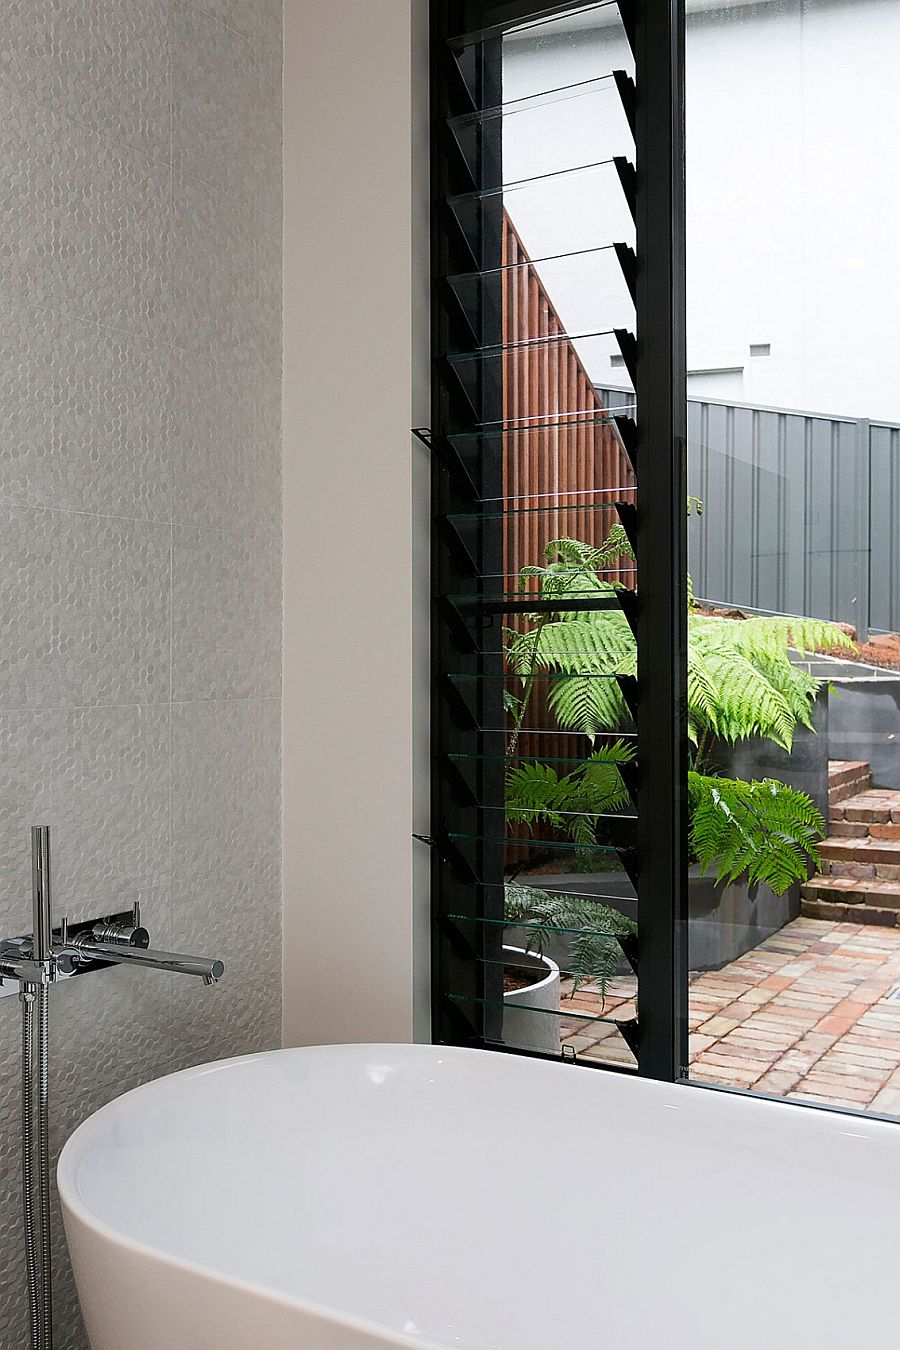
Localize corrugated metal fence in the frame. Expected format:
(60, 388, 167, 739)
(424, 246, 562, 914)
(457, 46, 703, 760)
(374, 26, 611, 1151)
(598, 387, 900, 639)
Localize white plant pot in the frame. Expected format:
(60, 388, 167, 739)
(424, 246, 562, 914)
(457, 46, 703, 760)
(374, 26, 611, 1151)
(501, 945, 561, 1055)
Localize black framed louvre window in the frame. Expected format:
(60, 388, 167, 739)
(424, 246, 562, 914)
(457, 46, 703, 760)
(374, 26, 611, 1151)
(426, 0, 688, 1081)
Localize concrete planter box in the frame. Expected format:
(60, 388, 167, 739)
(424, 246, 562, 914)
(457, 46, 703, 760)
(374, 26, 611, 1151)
(826, 673, 900, 790)
(792, 651, 900, 789)
(687, 867, 800, 970)
(509, 870, 797, 972)
(501, 945, 561, 1055)
(707, 685, 830, 817)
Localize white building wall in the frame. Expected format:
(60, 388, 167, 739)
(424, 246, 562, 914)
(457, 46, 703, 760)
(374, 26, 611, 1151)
(503, 0, 900, 422)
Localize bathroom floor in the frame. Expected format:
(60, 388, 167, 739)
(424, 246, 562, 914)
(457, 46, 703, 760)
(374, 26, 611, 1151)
(560, 917, 900, 1115)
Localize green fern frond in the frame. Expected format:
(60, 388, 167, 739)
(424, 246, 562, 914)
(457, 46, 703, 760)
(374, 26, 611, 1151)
(506, 742, 635, 843)
(688, 771, 824, 894)
(504, 882, 636, 996)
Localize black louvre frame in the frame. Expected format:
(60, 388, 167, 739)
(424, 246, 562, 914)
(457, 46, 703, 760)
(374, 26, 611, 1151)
(429, 0, 688, 1080)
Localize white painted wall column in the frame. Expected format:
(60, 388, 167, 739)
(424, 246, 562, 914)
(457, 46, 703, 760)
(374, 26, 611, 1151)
(282, 0, 430, 1045)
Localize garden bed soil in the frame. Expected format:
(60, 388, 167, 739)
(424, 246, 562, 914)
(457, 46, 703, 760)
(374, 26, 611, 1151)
(503, 969, 536, 993)
(695, 602, 900, 669)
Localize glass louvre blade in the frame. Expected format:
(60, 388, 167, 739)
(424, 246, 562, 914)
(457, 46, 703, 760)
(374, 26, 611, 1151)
(447, 73, 632, 184)
(454, 802, 637, 829)
(440, 500, 635, 590)
(475, 727, 638, 745)
(445, 671, 632, 685)
(453, 562, 638, 580)
(442, 415, 636, 503)
(447, 159, 634, 263)
(445, 587, 631, 611)
(445, 496, 630, 523)
(447, 750, 632, 766)
(448, 324, 625, 360)
(448, 911, 632, 940)
(447, 411, 633, 443)
(475, 948, 634, 986)
(446, 330, 633, 419)
(448, 1, 629, 67)
(446, 992, 624, 1029)
(447, 246, 634, 347)
(447, 831, 623, 854)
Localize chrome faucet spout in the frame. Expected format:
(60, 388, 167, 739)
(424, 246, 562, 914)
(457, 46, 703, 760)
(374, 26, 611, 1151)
(67, 939, 224, 984)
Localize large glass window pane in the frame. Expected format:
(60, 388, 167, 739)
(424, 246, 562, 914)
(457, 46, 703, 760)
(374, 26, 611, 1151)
(685, 0, 900, 1117)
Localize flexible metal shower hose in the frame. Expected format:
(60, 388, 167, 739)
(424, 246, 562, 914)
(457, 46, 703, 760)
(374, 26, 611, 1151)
(21, 988, 40, 1349)
(38, 981, 52, 1348)
(22, 982, 52, 1350)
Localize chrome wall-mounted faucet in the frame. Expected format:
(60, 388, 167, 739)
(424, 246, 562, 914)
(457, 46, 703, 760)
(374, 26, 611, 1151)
(0, 827, 224, 1350)
(63, 909, 225, 985)
(0, 855, 225, 999)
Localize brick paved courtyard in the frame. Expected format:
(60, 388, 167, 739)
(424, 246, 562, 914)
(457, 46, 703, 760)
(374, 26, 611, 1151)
(560, 916, 900, 1115)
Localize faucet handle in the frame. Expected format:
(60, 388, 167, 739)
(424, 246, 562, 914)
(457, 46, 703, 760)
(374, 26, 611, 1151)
(87, 918, 150, 948)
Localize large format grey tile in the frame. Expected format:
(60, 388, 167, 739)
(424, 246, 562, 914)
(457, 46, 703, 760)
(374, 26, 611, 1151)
(167, 861, 282, 1066)
(171, 698, 280, 883)
(171, 350, 279, 535)
(0, 0, 171, 161)
(0, 85, 171, 339)
(171, 169, 281, 373)
(0, 506, 170, 710)
(190, 0, 283, 44)
(173, 1, 281, 218)
(172, 524, 281, 701)
(0, 293, 171, 521)
(0, 704, 170, 928)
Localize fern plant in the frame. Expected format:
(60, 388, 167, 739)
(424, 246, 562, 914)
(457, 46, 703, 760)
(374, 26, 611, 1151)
(688, 772, 824, 892)
(505, 528, 850, 895)
(504, 882, 636, 997)
(506, 740, 634, 846)
(506, 533, 852, 755)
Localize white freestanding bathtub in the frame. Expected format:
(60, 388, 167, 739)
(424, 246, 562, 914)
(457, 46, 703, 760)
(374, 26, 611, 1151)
(59, 1043, 898, 1350)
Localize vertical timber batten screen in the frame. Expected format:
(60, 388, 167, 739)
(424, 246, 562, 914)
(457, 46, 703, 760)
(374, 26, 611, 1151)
(502, 212, 636, 792)
(430, 0, 688, 1079)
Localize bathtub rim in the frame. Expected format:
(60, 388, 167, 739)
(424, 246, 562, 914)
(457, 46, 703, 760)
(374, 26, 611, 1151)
(56, 1040, 900, 1349)
(58, 1044, 508, 1350)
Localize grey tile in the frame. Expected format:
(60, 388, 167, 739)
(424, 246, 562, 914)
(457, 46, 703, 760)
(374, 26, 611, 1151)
(0, 85, 171, 340)
(0, 2, 282, 1337)
(0, 506, 170, 710)
(172, 525, 281, 700)
(171, 169, 282, 373)
(0, 0, 171, 161)
(0, 293, 171, 521)
(191, 0, 283, 44)
(173, 1, 282, 218)
(167, 861, 282, 1067)
(0, 705, 170, 928)
(171, 699, 280, 884)
(171, 350, 280, 535)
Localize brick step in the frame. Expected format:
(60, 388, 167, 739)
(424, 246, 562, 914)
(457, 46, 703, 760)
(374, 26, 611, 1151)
(819, 837, 900, 880)
(800, 895, 900, 928)
(830, 788, 900, 826)
(802, 874, 900, 911)
(828, 820, 900, 840)
(828, 759, 872, 808)
(827, 759, 872, 807)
